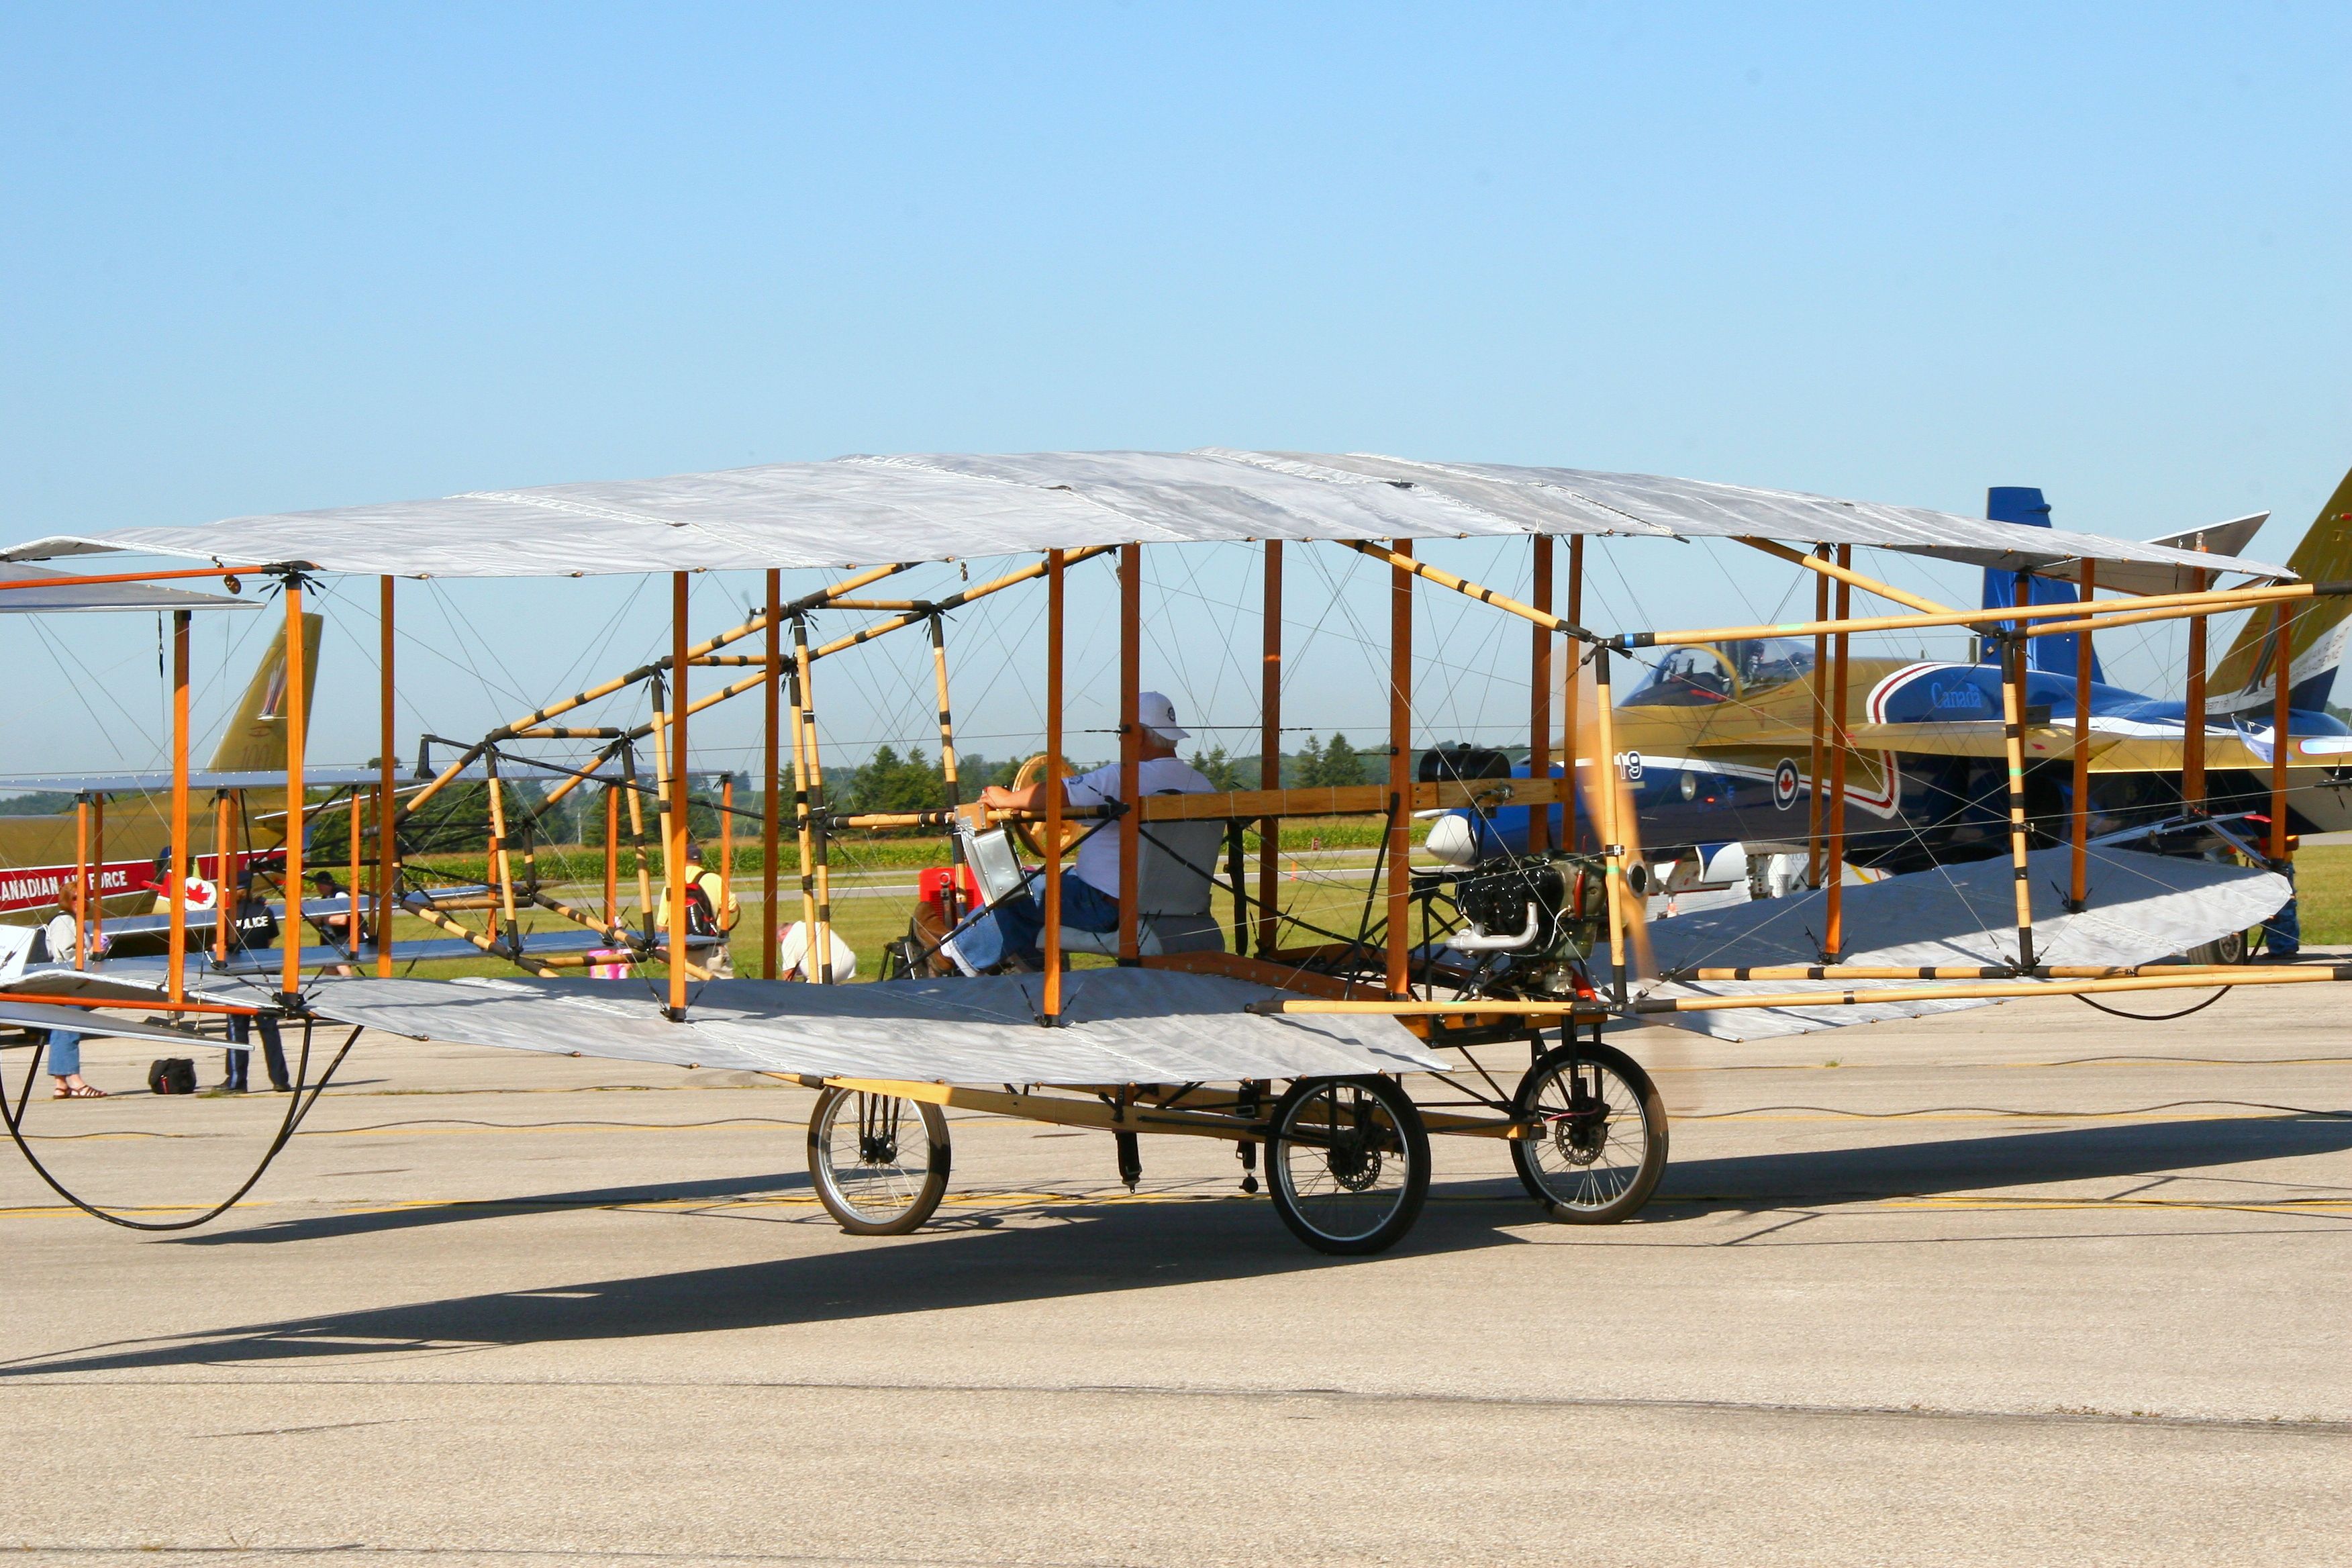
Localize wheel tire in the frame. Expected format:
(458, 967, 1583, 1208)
(1266, 1075, 1430, 1256)
(807, 1086, 950, 1236)
(2186, 928, 2248, 967)
(1511, 1041, 1668, 1224)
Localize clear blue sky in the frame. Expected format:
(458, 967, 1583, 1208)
(4, 3, 2348, 775)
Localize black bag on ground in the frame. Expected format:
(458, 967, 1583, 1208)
(147, 1058, 197, 1095)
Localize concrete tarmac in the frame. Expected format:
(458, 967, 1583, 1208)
(3, 963, 2348, 1565)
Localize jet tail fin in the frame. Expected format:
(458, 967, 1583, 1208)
(2210, 463, 2352, 715)
(205, 613, 324, 772)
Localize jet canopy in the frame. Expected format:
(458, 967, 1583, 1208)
(1623, 638, 1816, 707)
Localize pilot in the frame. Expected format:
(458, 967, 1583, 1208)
(940, 691, 1214, 973)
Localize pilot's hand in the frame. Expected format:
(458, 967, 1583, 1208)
(979, 785, 1016, 810)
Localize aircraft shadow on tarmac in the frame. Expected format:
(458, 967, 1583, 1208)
(175, 1170, 815, 1246)
(1655, 1113, 2352, 1209)
(7, 1115, 2349, 1381)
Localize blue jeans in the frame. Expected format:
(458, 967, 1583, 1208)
(2264, 863, 2300, 957)
(44, 1030, 82, 1077)
(948, 871, 1120, 970)
(226, 1014, 290, 1089)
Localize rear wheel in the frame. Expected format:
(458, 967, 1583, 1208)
(1511, 1042, 1667, 1224)
(1267, 1076, 1429, 1255)
(807, 1087, 950, 1235)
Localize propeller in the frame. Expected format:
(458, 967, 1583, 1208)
(1569, 652, 1655, 985)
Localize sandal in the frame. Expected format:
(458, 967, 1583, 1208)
(54, 1082, 108, 1099)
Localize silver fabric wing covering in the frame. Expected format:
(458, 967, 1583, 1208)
(5, 450, 2284, 583)
(1620, 846, 2290, 1042)
(299, 967, 1447, 1085)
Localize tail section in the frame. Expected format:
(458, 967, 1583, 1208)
(1982, 487, 2103, 681)
(205, 613, 324, 772)
(2210, 462, 2352, 715)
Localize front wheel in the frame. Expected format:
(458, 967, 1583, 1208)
(807, 1087, 950, 1235)
(1267, 1075, 1430, 1256)
(1511, 1042, 1667, 1224)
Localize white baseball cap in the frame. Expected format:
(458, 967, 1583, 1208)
(1138, 690, 1189, 742)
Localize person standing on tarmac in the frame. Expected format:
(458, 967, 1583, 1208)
(220, 874, 292, 1092)
(662, 842, 740, 977)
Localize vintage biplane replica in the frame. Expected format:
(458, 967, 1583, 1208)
(1, 450, 2339, 1253)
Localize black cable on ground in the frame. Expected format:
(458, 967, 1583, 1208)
(0, 1018, 363, 1231)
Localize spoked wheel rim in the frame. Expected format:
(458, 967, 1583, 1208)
(807, 1087, 950, 1235)
(1513, 1042, 1667, 1223)
(1269, 1076, 1429, 1255)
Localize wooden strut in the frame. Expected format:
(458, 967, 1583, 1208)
(281, 580, 306, 1002)
(1628, 579, 2348, 650)
(666, 572, 690, 1018)
(763, 569, 783, 981)
(89, 795, 103, 965)
(1823, 550, 1851, 959)
(348, 781, 363, 964)
(792, 615, 836, 983)
(1118, 544, 1141, 965)
(167, 609, 191, 1003)
(1563, 535, 1582, 852)
(378, 575, 396, 975)
(2069, 562, 2096, 910)
(1528, 536, 1552, 856)
(1671, 963, 2257, 982)
(1257, 540, 1282, 955)
(2271, 601, 2296, 865)
(1042, 548, 1067, 1018)
(2184, 565, 2208, 815)
(72, 795, 89, 973)
(1738, 537, 1955, 616)
(1807, 550, 1828, 889)
(1386, 540, 1412, 997)
(1246, 965, 2352, 1016)
(1999, 634, 2037, 968)
(1591, 645, 1629, 1005)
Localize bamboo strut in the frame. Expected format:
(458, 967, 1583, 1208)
(806, 547, 1118, 663)
(764, 571, 783, 981)
(1671, 963, 2257, 982)
(2019, 587, 2302, 640)
(1591, 646, 1629, 1005)
(1343, 538, 1594, 642)
(603, 784, 619, 930)
(1997, 635, 2037, 967)
(621, 745, 654, 940)
(793, 616, 836, 983)
(1737, 537, 1955, 615)
(928, 614, 961, 809)
(787, 660, 818, 973)
(403, 895, 564, 978)
(648, 671, 673, 936)
(213, 792, 232, 965)
(483, 753, 520, 947)
(1246, 965, 2352, 1016)
(1628, 579, 2344, 649)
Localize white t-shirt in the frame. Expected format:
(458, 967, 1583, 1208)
(1064, 756, 1216, 900)
(44, 913, 79, 965)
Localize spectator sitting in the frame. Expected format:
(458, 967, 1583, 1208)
(308, 871, 358, 977)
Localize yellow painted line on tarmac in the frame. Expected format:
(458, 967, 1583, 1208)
(1884, 1194, 2352, 1216)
